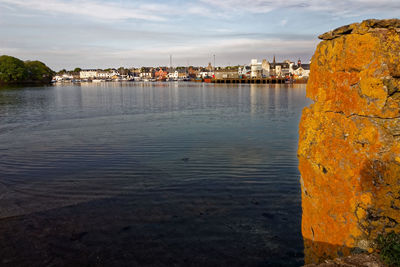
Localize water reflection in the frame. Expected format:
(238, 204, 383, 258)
(0, 82, 310, 266)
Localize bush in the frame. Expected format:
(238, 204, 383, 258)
(376, 231, 400, 267)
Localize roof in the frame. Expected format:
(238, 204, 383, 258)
(215, 69, 238, 73)
(273, 63, 290, 68)
(80, 69, 99, 72)
(293, 64, 310, 70)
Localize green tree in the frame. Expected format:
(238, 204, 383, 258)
(0, 55, 27, 83)
(25, 60, 55, 83)
(73, 67, 82, 73)
(0, 55, 54, 85)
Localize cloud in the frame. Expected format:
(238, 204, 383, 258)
(199, 0, 400, 17)
(0, 33, 318, 69)
(0, 0, 167, 21)
(2, 0, 398, 23)
(2, 0, 397, 70)
(104, 37, 317, 63)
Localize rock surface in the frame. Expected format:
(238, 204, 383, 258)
(298, 19, 400, 264)
(304, 253, 385, 267)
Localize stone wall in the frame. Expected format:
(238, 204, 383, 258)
(298, 19, 400, 264)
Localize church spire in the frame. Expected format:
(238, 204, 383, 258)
(273, 55, 276, 65)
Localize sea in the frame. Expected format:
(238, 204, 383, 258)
(0, 82, 311, 266)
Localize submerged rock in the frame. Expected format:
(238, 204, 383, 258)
(298, 19, 400, 264)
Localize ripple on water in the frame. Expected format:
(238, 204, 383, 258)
(0, 83, 310, 266)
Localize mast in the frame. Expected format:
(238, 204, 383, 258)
(213, 54, 216, 71)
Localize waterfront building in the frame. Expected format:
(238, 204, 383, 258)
(261, 59, 270, 77)
(250, 59, 263, 78)
(206, 62, 213, 72)
(238, 66, 251, 77)
(178, 69, 188, 79)
(155, 68, 168, 80)
(293, 59, 310, 78)
(79, 69, 120, 80)
(97, 69, 119, 79)
(268, 57, 293, 77)
(168, 70, 178, 80)
(198, 71, 214, 78)
(139, 67, 154, 79)
(130, 68, 141, 77)
(169, 69, 188, 80)
(215, 69, 239, 79)
(80, 69, 99, 79)
(188, 67, 199, 78)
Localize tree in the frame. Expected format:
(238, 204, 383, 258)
(0, 55, 54, 85)
(0, 55, 27, 83)
(73, 67, 82, 73)
(25, 60, 55, 83)
(118, 67, 127, 75)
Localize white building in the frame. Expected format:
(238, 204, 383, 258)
(261, 59, 271, 77)
(79, 69, 120, 79)
(168, 71, 178, 80)
(53, 73, 74, 82)
(249, 59, 272, 78)
(293, 60, 310, 78)
(198, 71, 213, 78)
(250, 59, 263, 78)
(238, 66, 251, 77)
(140, 71, 153, 79)
(268, 58, 293, 77)
(80, 69, 98, 79)
(97, 70, 119, 79)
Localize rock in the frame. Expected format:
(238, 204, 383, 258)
(303, 253, 385, 267)
(318, 18, 400, 40)
(298, 19, 400, 264)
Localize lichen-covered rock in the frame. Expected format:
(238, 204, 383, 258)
(304, 253, 385, 267)
(298, 19, 400, 264)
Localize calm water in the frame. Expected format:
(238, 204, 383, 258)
(0, 82, 310, 266)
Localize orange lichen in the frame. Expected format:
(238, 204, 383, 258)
(299, 19, 400, 264)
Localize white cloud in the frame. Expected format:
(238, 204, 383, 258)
(199, 0, 400, 16)
(3, 0, 396, 70)
(280, 19, 288, 26)
(0, 0, 167, 21)
(107, 37, 317, 61)
(1, 0, 398, 23)
(0, 33, 318, 69)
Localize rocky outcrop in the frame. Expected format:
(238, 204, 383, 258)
(304, 253, 384, 267)
(298, 19, 400, 264)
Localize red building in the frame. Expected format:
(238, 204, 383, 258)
(154, 68, 168, 81)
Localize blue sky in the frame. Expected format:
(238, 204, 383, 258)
(0, 0, 398, 70)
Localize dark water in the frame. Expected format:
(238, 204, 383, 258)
(0, 82, 310, 266)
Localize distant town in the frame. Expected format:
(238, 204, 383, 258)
(53, 57, 310, 84)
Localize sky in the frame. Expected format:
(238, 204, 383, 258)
(0, 0, 398, 70)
